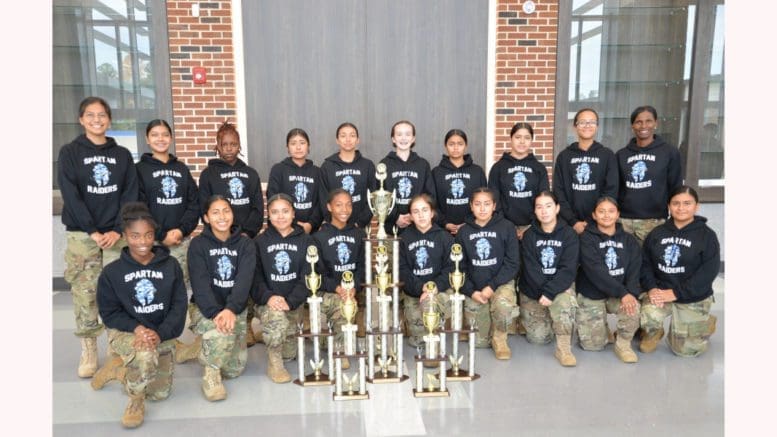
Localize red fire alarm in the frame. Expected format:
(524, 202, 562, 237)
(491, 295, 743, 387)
(193, 67, 206, 84)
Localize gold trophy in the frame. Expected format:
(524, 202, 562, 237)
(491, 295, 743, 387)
(449, 243, 465, 296)
(332, 271, 370, 401)
(413, 282, 449, 397)
(446, 243, 480, 382)
(367, 162, 396, 241)
(339, 271, 358, 355)
(422, 282, 441, 360)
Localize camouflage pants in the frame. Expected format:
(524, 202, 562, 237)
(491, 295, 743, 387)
(576, 295, 639, 351)
(519, 290, 577, 345)
(256, 304, 303, 359)
(403, 289, 452, 348)
(640, 295, 714, 357)
(107, 328, 176, 400)
(163, 237, 191, 289)
(64, 231, 126, 338)
(619, 218, 665, 247)
(190, 304, 248, 378)
(464, 281, 518, 347)
(319, 292, 347, 347)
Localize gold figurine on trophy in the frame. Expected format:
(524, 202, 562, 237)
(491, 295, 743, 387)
(367, 162, 396, 241)
(305, 245, 321, 298)
(449, 243, 465, 295)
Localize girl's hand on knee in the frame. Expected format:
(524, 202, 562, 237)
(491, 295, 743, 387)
(539, 295, 552, 307)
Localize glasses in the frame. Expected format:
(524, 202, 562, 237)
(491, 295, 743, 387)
(576, 120, 598, 127)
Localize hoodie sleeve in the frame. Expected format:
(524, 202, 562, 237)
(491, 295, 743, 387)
(198, 168, 213, 217)
(579, 232, 630, 298)
(487, 161, 504, 214)
(114, 148, 139, 233)
(624, 235, 643, 296)
(540, 229, 579, 299)
(155, 261, 188, 341)
(57, 145, 99, 234)
(454, 233, 476, 297)
(318, 163, 333, 225)
(355, 228, 366, 293)
(179, 169, 201, 237)
(667, 146, 684, 194)
(313, 236, 339, 293)
(241, 173, 264, 238)
(188, 238, 223, 319)
(432, 234, 455, 293)
(674, 230, 720, 302)
(225, 238, 255, 314)
(266, 164, 282, 199)
(640, 232, 660, 291)
(286, 238, 313, 310)
(537, 163, 550, 193)
(307, 167, 324, 230)
(603, 150, 619, 200)
(431, 167, 447, 226)
(97, 270, 140, 333)
(487, 223, 520, 290)
(422, 161, 437, 203)
(552, 155, 577, 225)
(252, 238, 272, 305)
(355, 160, 376, 228)
(399, 239, 422, 297)
(521, 234, 550, 297)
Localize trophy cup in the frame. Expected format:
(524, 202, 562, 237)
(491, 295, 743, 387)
(413, 282, 449, 397)
(442, 243, 480, 381)
(333, 271, 369, 400)
(367, 162, 396, 241)
(294, 245, 334, 387)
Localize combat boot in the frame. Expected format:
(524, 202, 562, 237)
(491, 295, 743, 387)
(201, 366, 227, 401)
(253, 328, 264, 344)
(174, 336, 202, 364)
(707, 315, 717, 336)
(554, 334, 577, 367)
(515, 318, 527, 336)
(607, 327, 615, 344)
(613, 334, 638, 363)
(121, 394, 145, 428)
(491, 329, 512, 360)
(78, 337, 98, 378)
(91, 355, 125, 390)
(246, 322, 257, 347)
(267, 346, 292, 384)
(639, 328, 664, 353)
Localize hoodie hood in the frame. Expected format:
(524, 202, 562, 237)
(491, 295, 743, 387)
(438, 153, 475, 170)
(566, 141, 605, 154)
(281, 156, 314, 169)
(625, 134, 668, 153)
(74, 133, 119, 150)
(119, 244, 172, 268)
(140, 152, 179, 166)
(325, 150, 365, 166)
(207, 157, 247, 169)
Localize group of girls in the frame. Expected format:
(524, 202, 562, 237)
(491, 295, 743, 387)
(59, 96, 719, 429)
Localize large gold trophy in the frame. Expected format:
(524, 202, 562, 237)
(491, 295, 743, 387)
(443, 243, 480, 382)
(367, 162, 396, 241)
(413, 282, 449, 397)
(332, 271, 369, 401)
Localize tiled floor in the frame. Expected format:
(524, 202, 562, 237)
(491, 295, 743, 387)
(53, 277, 724, 436)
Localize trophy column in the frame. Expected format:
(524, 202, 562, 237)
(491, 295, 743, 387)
(332, 271, 369, 401)
(413, 282, 449, 398)
(442, 243, 480, 382)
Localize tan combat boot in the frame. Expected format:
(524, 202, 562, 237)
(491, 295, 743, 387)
(639, 328, 664, 353)
(202, 366, 227, 401)
(267, 346, 292, 383)
(174, 336, 202, 364)
(554, 334, 577, 367)
(91, 355, 126, 390)
(613, 334, 638, 363)
(607, 327, 615, 344)
(491, 329, 512, 360)
(707, 315, 717, 336)
(121, 394, 145, 428)
(78, 337, 98, 378)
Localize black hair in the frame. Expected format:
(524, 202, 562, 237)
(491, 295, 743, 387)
(594, 196, 620, 211)
(336, 122, 359, 139)
(573, 108, 599, 126)
(120, 202, 158, 232)
(444, 129, 468, 145)
(668, 185, 699, 204)
(286, 128, 310, 146)
(630, 105, 658, 124)
(391, 120, 416, 148)
(510, 122, 534, 139)
(267, 193, 295, 210)
(78, 96, 112, 120)
(534, 190, 559, 206)
(145, 119, 172, 137)
(203, 194, 232, 218)
(470, 187, 497, 204)
(327, 188, 352, 204)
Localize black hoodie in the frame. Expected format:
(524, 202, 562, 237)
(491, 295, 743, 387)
(455, 212, 520, 297)
(577, 222, 641, 300)
(641, 216, 720, 304)
(380, 150, 436, 235)
(432, 154, 487, 227)
(312, 222, 366, 294)
(58, 134, 139, 234)
(187, 225, 256, 318)
(267, 157, 323, 231)
(616, 135, 684, 219)
(399, 224, 455, 298)
(136, 153, 200, 241)
(319, 151, 377, 228)
(97, 246, 187, 342)
(252, 223, 314, 310)
(519, 220, 579, 300)
(198, 158, 264, 238)
(488, 152, 550, 227)
(552, 142, 619, 225)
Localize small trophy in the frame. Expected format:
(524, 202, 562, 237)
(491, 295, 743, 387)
(332, 271, 369, 401)
(295, 245, 334, 387)
(413, 282, 449, 397)
(367, 163, 396, 241)
(443, 244, 480, 382)
(340, 271, 358, 355)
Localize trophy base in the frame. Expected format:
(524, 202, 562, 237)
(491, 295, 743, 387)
(368, 372, 409, 384)
(443, 369, 481, 382)
(413, 388, 450, 398)
(333, 391, 370, 401)
(294, 373, 335, 387)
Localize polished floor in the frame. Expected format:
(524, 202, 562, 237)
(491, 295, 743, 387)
(53, 277, 724, 436)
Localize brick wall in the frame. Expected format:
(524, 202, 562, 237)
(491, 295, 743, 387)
(494, 0, 559, 178)
(166, 1, 238, 179)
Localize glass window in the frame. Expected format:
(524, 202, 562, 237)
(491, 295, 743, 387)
(699, 4, 724, 186)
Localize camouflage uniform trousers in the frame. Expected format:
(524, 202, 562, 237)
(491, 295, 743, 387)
(464, 281, 519, 347)
(107, 328, 176, 400)
(403, 289, 452, 348)
(619, 218, 665, 247)
(256, 304, 304, 359)
(162, 237, 191, 289)
(189, 304, 248, 378)
(318, 292, 347, 348)
(519, 289, 577, 345)
(64, 231, 126, 338)
(640, 295, 714, 357)
(576, 294, 639, 351)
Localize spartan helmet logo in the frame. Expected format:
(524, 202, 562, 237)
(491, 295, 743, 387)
(575, 163, 591, 184)
(605, 247, 618, 270)
(415, 247, 429, 269)
(541, 246, 556, 269)
(217, 255, 234, 280)
(513, 171, 527, 191)
(398, 177, 413, 198)
(134, 279, 156, 306)
(450, 178, 465, 199)
(336, 242, 351, 265)
(341, 175, 355, 194)
(92, 163, 111, 187)
(475, 238, 491, 260)
(663, 244, 681, 267)
(631, 161, 648, 182)
(228, 177, 244, 198)
(275, 251, 291, 274)
(293, 182, 308, 203)
(161, 176, 177, 198)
